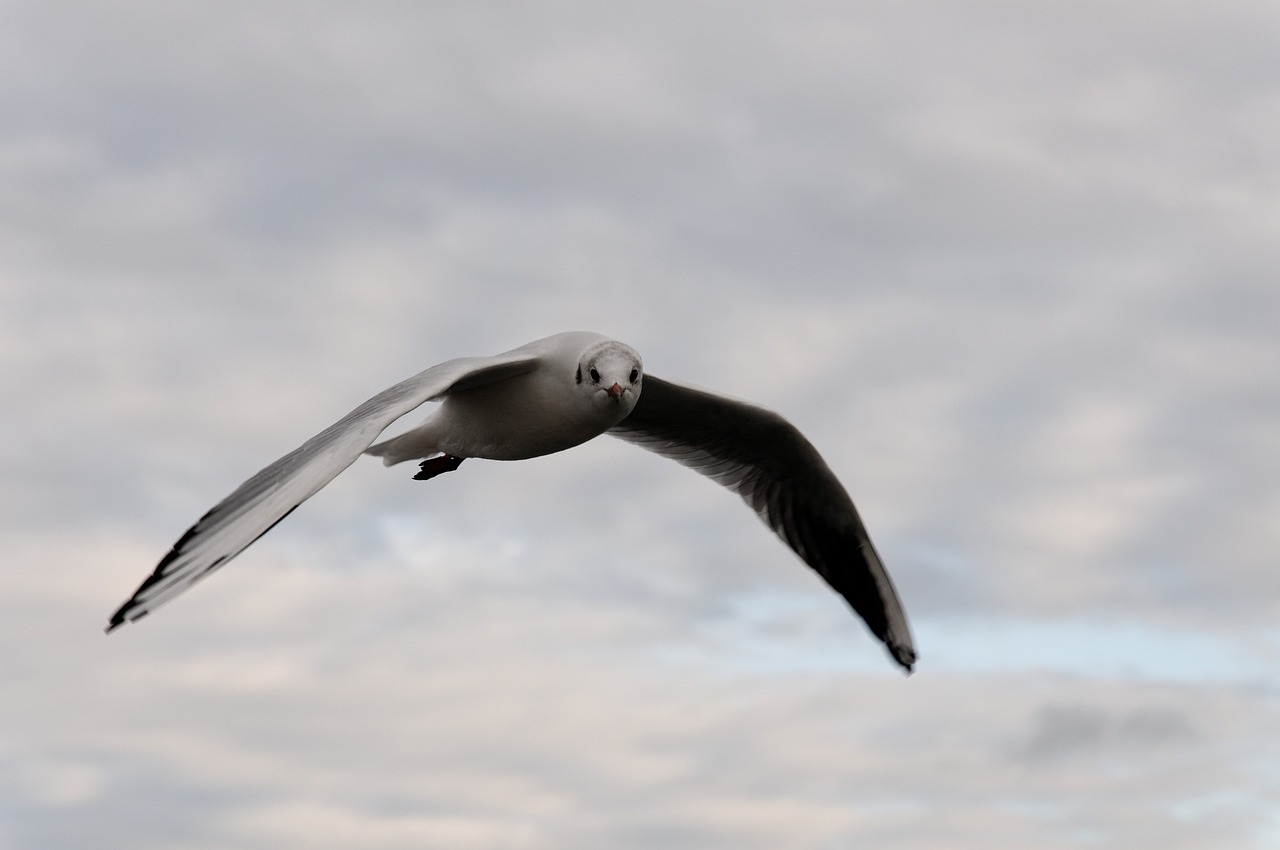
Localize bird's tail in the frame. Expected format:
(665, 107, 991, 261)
(365, 428, 435, 466)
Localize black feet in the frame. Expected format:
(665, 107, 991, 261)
(413, 454, 465, 481)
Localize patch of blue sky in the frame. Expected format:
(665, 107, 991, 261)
(667, 589, 1280, 684)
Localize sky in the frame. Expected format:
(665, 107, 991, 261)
(2, 1, 1278, 847)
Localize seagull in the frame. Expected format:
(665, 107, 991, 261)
(107, 331, 915, 672)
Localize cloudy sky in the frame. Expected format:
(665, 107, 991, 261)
(3, 2, 1278, 847)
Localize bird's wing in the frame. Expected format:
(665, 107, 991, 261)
(107, 351, 542, 631)
(608, 375, 915, 672)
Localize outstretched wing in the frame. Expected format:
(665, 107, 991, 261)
(609, 375, 915, 672)
(107, 352, 541, 631)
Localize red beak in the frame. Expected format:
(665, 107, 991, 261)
(607, 382, 624, 400)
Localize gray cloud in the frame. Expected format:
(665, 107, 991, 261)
(1017, 703, 1200, 763)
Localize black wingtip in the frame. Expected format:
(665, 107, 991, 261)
(105, 602, 138, 634)
(890, 643, 916, 675)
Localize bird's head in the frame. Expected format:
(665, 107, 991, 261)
(575, 339, 642, 420)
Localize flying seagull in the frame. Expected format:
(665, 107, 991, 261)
(107, 331, 915, 672)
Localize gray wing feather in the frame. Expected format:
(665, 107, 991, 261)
(609, 375, 915, 672)
(106, 352, 540, 630)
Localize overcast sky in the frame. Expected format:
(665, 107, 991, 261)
(3, 2, 1278, 848)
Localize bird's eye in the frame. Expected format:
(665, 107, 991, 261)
(629, 368, 639, 383)
(589, 367, 600, 382)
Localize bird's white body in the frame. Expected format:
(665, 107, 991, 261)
(369, 332, 641, 463)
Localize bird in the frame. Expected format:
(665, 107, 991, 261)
(106, 331, 916, 672)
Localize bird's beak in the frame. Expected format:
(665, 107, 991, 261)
(607, 382, 624, 400)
